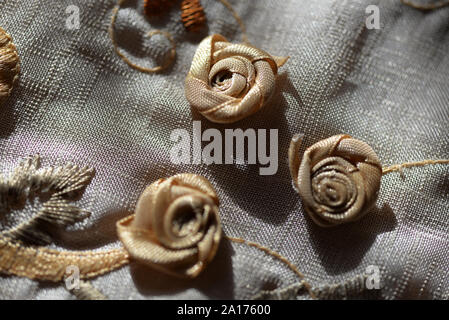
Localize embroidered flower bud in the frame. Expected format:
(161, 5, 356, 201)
(0, 27, 20, 107)
(289, 134, 382, 227)
(117, 173, 221, 278)
(185, 34, 288, 123)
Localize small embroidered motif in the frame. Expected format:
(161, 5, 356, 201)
(117, 173, 222, 278)
(185, 34, 289, 123)
(0, 26, 20, 107)
(401, 0, 449, 10)
(143, 0, 174, 17)
(289, 134, 449, 227)
(252, 274, 368, 300)
(109, 0, 176, 73)
(288, 134, 382, 227)
(65, 279, 108, 300)
(181, 0, 206, 32)
(0, 154, 95, 244)
(0, 154, 130, 282)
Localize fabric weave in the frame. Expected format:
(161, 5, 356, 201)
(0, 0, 448, 299)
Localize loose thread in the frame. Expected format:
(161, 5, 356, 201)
(401, 0, 449, 10)
(109, 0, 176, 73)
(382, 159, 449, 175)
(218, 0, 250, 44)
(226, 236, 317, 299)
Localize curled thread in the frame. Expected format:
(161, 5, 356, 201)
(109, 0, 176, 73)
(181, 0, 206, 32)
(401, 0, 449, 10)
(226, 236, 316, 299)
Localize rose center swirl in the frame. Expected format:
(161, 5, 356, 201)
(208, 57, 254, 98)
(311, 165, 357, 214)
(162, 195, 212, 249)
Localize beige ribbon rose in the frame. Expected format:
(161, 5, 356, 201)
(289, 134, 382, 227)
(117, 173, 221, 278)
(0, 26, 20, 107)
(185, 34, 288, 123)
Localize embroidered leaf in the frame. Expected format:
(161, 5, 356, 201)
(0, 154, 95, 244)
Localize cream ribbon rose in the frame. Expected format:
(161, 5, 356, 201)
(117, 173, 221, 278)
(185, 34, 288, 123)
(289, 134, 382, 227)
(0, 26, 20, 107)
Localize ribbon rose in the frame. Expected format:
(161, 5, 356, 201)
(185, 34, 288, 123)
(0, 26, 20, 107)
(289, 134, 382, 227)
(117, 173, 222, 278)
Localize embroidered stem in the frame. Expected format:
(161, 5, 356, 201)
(0, 237, 129, 282)
(226, 236, 316, 299)
(401, 0, 449, 10)
(382, 159, 449, 175)
(66, 279, 108, 300)
(109, 0, 176, 73)
(218, 0, 250, 44)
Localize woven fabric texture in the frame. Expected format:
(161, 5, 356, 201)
(0, 0, 448, 299)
